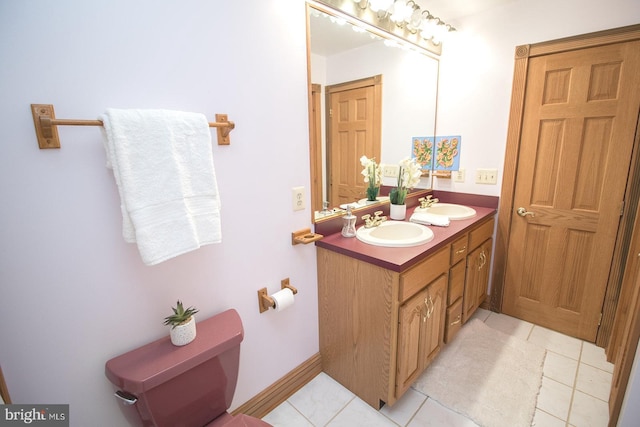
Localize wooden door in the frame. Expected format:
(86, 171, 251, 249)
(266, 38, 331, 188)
(326, 76, 382, 207)
(502, 40, 640, 341)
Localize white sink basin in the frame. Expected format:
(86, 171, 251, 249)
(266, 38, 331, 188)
(356, 221, 434, 248)
(414, 203, 477, 220)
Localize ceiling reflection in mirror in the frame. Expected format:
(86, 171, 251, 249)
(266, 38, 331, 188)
(307, 3, 440, 223)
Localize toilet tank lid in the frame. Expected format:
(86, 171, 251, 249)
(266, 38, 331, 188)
(105, 309, 244, 393)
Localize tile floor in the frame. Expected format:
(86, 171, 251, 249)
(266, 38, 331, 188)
(261, 308, 614, 427)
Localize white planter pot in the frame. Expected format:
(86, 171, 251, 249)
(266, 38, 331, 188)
(169, 316, 196, 346)
(389, 204, 407, 220)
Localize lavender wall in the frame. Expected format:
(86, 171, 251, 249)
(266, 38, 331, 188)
(0, 1, 318, 425)
(434, 0, 640, 196)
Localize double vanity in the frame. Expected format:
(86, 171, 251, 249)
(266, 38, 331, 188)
(314, 191, 497, 409)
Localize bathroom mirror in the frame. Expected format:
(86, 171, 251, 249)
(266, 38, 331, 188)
(306, 2, 439, 222)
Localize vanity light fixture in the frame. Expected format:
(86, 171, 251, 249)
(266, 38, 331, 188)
(315, 0, 456, 54)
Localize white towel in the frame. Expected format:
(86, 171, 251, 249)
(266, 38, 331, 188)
(100, 108, 221, 265)
(410, 212, 450, 227)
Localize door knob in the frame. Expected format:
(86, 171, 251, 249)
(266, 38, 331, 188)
(516, 207, 535, 217)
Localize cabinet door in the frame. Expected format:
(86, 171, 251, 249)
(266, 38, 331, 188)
(463, 246, 482, 323)
(396, 286, 429, 395)
(423, 274, 446, 365)
(475, 239, 492, 308)
(463, 239, 493, 323)
(396, 274, 447, 397)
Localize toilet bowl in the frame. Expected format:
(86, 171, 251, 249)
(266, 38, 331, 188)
(105, 309, 271, 427)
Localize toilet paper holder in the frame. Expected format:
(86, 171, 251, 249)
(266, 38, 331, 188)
(258, 278, 298, 313)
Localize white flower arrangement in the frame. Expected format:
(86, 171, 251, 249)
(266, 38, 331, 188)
(360, 155, 382, 201)
(390, 157, 422, 205)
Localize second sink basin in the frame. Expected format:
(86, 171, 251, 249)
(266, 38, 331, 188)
(356, 221, 434, 248)
(414, 203, 477, 220)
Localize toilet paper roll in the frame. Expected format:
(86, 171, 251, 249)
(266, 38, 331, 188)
(271, 288, 295, 312)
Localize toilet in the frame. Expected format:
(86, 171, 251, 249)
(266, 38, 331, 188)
(105, 309, 272, 427)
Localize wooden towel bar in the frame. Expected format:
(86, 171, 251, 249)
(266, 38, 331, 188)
(31, 104, 235, 149)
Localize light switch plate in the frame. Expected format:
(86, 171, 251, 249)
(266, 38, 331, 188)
(382, 164, 399, 178)
(475, 168, 499, 184)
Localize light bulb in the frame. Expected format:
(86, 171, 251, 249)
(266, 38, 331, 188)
(418, 14, 436, 40)
(390, 0, 411, 23)
(369, 0, 394, 12)
(407, 8, 422, 30)
(432, 21, 447, 43)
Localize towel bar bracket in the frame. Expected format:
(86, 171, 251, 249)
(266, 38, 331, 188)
(31, 104, 61, 149)
(31, 103, 236, 148)
(215, 113, 232, 145)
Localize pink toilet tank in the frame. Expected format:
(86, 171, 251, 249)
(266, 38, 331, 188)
(105, 309, 271, 427)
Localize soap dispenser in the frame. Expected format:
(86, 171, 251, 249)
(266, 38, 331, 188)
(341, 206, 357, 238)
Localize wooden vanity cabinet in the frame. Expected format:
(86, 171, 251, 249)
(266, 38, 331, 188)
(317, 245, 449, 409)
(316, 215, 495, 409)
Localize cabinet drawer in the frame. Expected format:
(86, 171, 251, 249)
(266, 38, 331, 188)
(448, 260, 465, 305)
(400, 245, 449, 302)
(445, 297, 463, 343)
(469, 217, 495, 250)
(450, 234, 468, 265)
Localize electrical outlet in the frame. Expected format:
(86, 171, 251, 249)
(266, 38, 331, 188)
(292, 186, 305, 211)
(454, 168, 465, 183)
(382, 164, 399, 178)
(475, 168, 499, 184)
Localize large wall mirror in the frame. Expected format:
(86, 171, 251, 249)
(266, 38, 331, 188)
(306, 1, 440, 223)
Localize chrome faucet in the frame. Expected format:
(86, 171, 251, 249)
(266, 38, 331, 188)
(418, 195, 439, 209)
(362, 211, 387, 228)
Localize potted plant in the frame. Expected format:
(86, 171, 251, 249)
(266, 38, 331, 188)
(389, 157, 422, 220)
(360, 155, 382, 202)
(163, 300, 199, 346)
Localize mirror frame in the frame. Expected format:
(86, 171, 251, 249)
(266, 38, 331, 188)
(306, 0, 440, 223)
